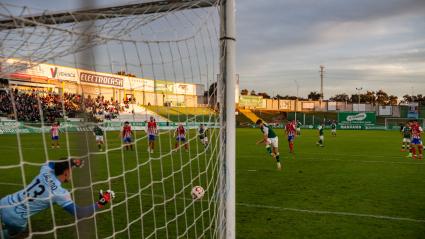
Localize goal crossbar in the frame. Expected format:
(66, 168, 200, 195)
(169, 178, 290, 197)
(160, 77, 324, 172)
(0, 0, 218, 30)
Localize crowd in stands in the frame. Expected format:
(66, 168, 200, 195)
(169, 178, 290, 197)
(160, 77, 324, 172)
(0, 89, 121, 122)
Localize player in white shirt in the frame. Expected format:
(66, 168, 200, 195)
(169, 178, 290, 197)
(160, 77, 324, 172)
(0, 158, 115, 238)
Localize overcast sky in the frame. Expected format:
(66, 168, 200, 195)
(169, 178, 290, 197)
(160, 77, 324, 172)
(236, 0, 425, 98)
(2, 0, 425, 99)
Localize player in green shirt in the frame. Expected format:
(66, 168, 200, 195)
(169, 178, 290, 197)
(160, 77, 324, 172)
(296, 120, 302, 136)
(316, 124, 324, 147)
(256, 119, 281, 170)
(331, 121, 337, 136)
(401, 122, 412, 152)
(93, 125, 104, 151)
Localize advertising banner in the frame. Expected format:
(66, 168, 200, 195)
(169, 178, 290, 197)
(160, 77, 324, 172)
(338, 112, 376, 125)
(239, 95, 265, 108)
(80, 72, 123, 87)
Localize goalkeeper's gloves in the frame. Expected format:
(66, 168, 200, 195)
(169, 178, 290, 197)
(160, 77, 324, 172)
(71, 158, 84, 168)
(97, 190, 115, 208)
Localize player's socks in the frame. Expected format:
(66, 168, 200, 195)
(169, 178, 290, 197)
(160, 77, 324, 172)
(276, 153, 280, 161)
(276, 162, 281, 170)
(266, 145, 272, 154)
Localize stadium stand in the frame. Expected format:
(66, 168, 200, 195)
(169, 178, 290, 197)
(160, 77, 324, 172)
(144, 105, 217, 122)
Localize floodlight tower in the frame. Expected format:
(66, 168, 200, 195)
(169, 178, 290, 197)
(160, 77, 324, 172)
(320, 65, 325, 100)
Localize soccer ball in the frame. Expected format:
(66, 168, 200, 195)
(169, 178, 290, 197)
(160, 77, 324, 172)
(191, 186, 205, 200)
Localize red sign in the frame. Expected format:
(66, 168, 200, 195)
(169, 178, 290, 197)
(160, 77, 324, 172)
(79, 72, 123, 87)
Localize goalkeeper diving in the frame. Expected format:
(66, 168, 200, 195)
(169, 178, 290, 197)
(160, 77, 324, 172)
(0, 158, 115, 238)
(256, 119, 281, 170)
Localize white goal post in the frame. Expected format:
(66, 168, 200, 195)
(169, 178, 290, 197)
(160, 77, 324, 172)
(384, 118, 425, 130)
(0, 0, 236, 238)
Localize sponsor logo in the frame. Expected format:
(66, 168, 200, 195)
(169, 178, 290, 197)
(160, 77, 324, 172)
(80, 72, 123, 87)
(50, 67, 76, 80)
(346, 113, 367, 121)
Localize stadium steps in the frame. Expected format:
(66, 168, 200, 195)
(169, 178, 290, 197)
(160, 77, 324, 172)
(238, 109, 264, 123)
(112, 104, 170, 122)
(143, 105, 217, 122)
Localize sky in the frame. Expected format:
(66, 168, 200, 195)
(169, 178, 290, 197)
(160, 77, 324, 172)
(2, 0, 425, 99)
(236, 0, 425, 99)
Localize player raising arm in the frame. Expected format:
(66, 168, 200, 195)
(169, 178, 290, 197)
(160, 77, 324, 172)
(93, 125, 104, 151)
(256, 119, 281, 170)
(0, 158, 114, 238)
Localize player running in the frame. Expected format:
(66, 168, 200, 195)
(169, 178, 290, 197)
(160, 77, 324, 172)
(146, 116, 158, 153)
(50, 122, 60, 149)
(0, 158, 114, 238)
(401, 122, 411, 152)
(407, 121, 423, 159)
(316, 123, 325, 147)
(256, 119, 281, 170)
(285, 120, 296, 153)
(198, 124, 209, 148)
(121, 121, 134, 151)
(296, 120, 302, 136)
(331, 121, 337, 136)
(174, 123, 188, 152)
(93, 125, 104, 151)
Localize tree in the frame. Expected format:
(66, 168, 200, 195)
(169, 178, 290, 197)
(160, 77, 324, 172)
(388, 95, 398, 105)
(364, 91, 376, 104)
(329, 93, 349, 102)
(307, 91, 321, 100)
(250, 90, 256, 96)
(376, 90, 389, 105)
(257, 92, 270, 99)
(240, 89, 249, 95)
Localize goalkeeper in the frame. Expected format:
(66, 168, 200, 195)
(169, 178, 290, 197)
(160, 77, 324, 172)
(0, 158, 115, 238)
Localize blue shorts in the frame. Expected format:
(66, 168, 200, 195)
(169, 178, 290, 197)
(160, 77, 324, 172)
(176, 137, 186, 142)
(287, 135, 294, 142)
(148, 135, 155, 141)
(0, 198, 27, 234)
(51, 136, 59, 140)
(411, 138, 423, 145)
(123, 137, 132, 143)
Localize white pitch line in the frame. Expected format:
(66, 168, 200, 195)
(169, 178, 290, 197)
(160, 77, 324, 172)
(236, 203, 425, 223)
(1, 185, 423, 224)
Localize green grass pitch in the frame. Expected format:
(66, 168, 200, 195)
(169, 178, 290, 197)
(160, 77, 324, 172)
(0, 128, 424, 238)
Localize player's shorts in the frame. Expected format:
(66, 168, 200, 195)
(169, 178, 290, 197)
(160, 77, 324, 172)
(296, 128, 301, 132)
(266, 137, 278, 148)
(0, 198, 27, 234)
(411, 138, 422, 145)
(201, 137, 208, 143)
(402, 138, 411, 143)
(287, 135, 294, 142)
(176, 136, 186, 142)
(331, 129, 336, 133)
(51, 136, 59, 140)
(148, 135, 155, 141)
(319, 135, 324, 141)
(123, 137, 132, 143)
(96, 136, 104, 142)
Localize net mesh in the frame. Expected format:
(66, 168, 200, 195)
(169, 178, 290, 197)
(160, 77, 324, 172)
(0, 1, 222, 238)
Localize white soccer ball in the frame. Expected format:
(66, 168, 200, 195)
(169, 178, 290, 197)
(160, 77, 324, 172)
(191, 186, 205, 200)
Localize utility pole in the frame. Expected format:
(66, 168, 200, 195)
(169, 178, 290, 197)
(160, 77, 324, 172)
(320, 65, 325, 100)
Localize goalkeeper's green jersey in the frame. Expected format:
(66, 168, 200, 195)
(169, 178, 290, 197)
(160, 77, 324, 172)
(93, 126, 104, 136)
(331, 123, 336, 129)
(260, 124, 277, 138)
(402, 126, 411, 138)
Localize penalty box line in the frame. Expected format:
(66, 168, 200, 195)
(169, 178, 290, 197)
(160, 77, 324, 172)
(1, 183, 423, 224)
(112, 192, 425, 224)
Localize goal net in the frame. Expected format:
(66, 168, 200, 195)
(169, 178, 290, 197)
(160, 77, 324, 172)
(384, 118, 424, 130)
(0, 1, 235, 238)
